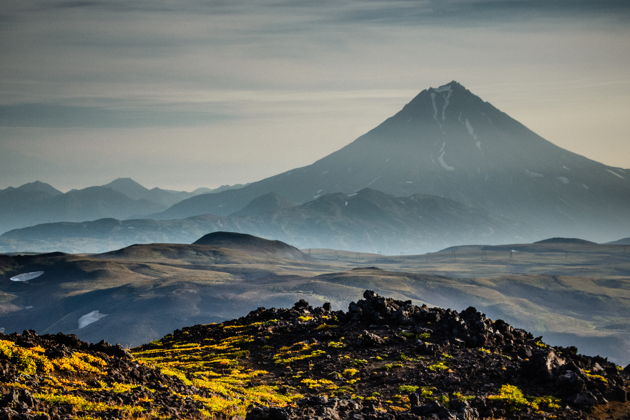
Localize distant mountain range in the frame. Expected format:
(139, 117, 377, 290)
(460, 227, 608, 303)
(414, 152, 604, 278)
(608, 237, 630, 245)
(0, 178, 244, 235)
(1, 81, 629, 252)
(0, 188, 523, 254)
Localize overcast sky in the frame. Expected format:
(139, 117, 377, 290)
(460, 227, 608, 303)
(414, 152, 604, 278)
(1, 0, 629, 191)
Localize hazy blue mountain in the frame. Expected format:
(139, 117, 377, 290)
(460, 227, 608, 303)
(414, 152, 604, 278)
(608, 237, 630, 245)
(231, 192, 294, 217)
(102, 177, 148, 197)
(0, 178, 218, 234)
(0, 183, 163, 235)
(37, 186, 163, 222)
(0, 182, 63, 234)
(227, 188, 525, 253)
(102, 177, 197, 208)
(196, 183, 248, 195)
(0, 188, 521, 254)
(4, 181, 62, 196)
(156, 81, 630, 242)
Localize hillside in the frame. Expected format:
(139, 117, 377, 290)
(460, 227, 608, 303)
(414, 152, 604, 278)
(0, 235, 628, 364)
(1, 291, 628, 419)
(609, 237, 630, 246)
(156, 81, 630, 242)
(193, 231, 306, 260)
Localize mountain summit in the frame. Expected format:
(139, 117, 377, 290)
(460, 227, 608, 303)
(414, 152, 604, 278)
(158, 82, 630, 241)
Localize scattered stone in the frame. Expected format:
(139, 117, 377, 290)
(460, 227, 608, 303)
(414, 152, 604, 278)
(1, 290, 627, 419)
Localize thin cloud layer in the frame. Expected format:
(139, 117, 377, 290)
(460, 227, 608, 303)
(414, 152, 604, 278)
(1, 0, 629, 189)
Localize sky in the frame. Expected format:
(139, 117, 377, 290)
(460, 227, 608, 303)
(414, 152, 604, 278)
(1, 0, 629, 191)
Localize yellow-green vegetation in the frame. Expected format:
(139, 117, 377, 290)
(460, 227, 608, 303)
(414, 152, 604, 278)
(133, 324, 305, 418)
(488, 384, 562, 412)
(0, 338, 160, 417)
(0, 339, 106, 377)
(398, 385, 419, 393)
(583, 369, 608, 383)
(384, 362, 404, 370)
(399, 353, 413, 361)
(488, 384, 530, 408)
(343, 368, 359, 377)
(53, 352, 107, 375)
(0, 382, 32, 390)
(301, 378, 338, 390)
(419, 386, 435, 397)
(453, 391, 474, 401)
(314, 323, 337, 330)
(531, 395, 562, 410)
(327, 340, 345, 349)
(0, 339, 54, 375)
(427, 361, 449, 371)
(272, 341, 327, 364)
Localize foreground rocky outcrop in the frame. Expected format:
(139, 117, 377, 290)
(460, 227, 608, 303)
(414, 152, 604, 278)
(0, 331, 205, 419)
(1, 291, 628, 419)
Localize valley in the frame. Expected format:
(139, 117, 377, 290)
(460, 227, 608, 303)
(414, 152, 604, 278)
(1, 234, 628, 365)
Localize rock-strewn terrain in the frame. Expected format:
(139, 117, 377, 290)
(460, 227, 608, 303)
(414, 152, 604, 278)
(0, 331, 206, 419)
(1, 291, 628, 419)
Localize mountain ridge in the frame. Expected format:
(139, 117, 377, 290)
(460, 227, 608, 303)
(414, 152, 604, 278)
(0, 178, 215, 235)
(154, 81, 630, 242)
(0, 188, 522, 254)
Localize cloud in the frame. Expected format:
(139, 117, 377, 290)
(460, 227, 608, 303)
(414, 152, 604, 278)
(0, 103, 233, 128)
(1, 0, 629, 189)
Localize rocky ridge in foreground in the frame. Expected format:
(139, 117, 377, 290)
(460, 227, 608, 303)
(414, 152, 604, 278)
(1, 291, 629, 419)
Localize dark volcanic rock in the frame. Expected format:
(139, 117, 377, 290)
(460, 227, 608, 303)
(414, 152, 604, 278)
(2, 290, 628, 419)
(0, 331, 206, 419)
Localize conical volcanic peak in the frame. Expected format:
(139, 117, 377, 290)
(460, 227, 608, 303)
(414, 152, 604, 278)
(157, 81, 630, 243)
(395, 80, 492, 129)
(424, 80, 469, 97)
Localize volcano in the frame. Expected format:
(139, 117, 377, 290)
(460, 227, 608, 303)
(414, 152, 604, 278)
(157, 81, 630, 241)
